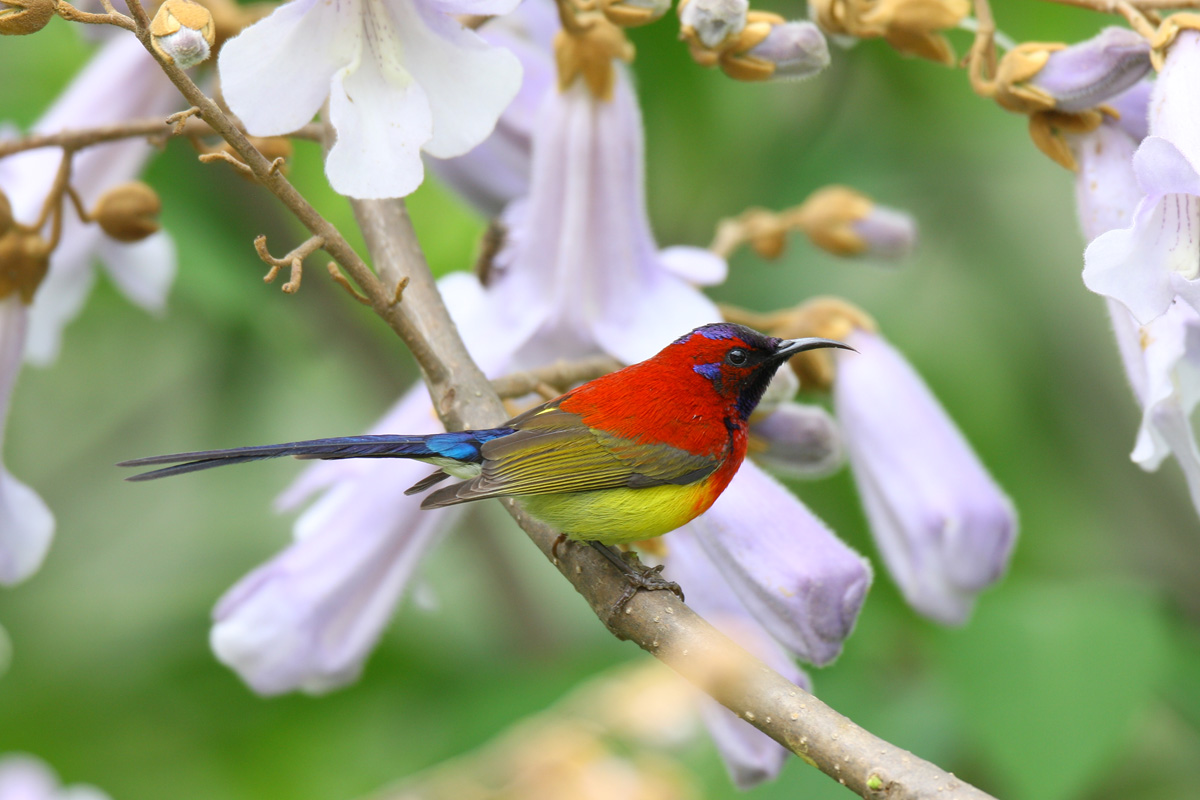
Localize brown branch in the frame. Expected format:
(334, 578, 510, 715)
(349, 198, 997, 800)
(490, 355, 623, 399)
(0, 116, 324, 160)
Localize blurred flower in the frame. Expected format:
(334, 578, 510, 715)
(833, 329, 1016, 624)
(1083, 27, 1200, 325)
(663, 529, 803, 788)
(217, 0, 523, 199)
(0, 36, 178, 366)
(214, 29, 869, 721)
(0, 755, 109, 800)
(1071, 89, 1200, 520)
(792, 185, 917, 260)
(0, 297, 52, 586)
(748, 400, 844, 478)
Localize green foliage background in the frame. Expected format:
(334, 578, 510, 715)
(2, 7, 1199, 799)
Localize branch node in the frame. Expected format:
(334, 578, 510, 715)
(254, 234, 325, 294)
(391, 275, 410, 306)
(198, 150, 254, 177)
(325, 262, 372, 305)
(267, 156, 286, 176)
(165, 106, 201, 136)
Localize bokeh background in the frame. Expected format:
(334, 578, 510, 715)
(3, 4, 1200, 798)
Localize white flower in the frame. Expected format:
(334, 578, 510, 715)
(217, 0, 523, 200)
(1083, 29, 1200, 325)
(0, 36, 178, 366)
(0, 754, 109, 800)
(0, 298, 52, 586)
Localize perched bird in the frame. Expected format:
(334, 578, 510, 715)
(122, 322, 850, 601)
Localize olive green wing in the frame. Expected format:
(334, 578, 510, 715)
(419, 404, 720, 509)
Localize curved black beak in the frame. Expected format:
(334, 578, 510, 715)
(770, 337, 856, 363)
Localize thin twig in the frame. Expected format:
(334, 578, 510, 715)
(0, 116, 324, 159)
(326, 262, 372, 305)
(254, 234, 324, 294)
(1040, 0, 1200, 8)
(198, 150, 254, 177)
(490, 355, 623, 399)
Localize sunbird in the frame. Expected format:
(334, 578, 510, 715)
(122, 323, 850, 601)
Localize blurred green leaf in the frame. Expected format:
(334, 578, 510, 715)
(936, 581, 1173, 800)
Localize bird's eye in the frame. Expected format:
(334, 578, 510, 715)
(726, 348, 749, 366)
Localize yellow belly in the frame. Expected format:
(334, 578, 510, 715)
(517, 483, 712, 545)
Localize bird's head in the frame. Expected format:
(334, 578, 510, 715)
(672, 322, 853, 420)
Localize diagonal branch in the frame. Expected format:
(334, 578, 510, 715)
(350, 198, 997, 800)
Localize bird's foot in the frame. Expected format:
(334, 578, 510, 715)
(588, 541, 684, 613)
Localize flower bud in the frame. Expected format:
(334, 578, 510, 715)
(0, 190, 12, 236)
(792, 185, 917, 259)
(1031, 27, 1150, 113)
(150, 0, 216, 68)
(679, 0, 748, 51)
(0, 229, 50, 303)
(0, 0, 54, 35)
(720, 20, 830, 82)
(600, 0, 670, 28)
(749, 402, 844, 478)
(92, 181, 162, 243)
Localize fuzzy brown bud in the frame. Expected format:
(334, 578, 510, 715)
(151, 0, 216, 68)
(0, 190, 12, 236)
(0, 229, 50, 303)
(0, 0, 55, 35)
(92, 182, 162, 243)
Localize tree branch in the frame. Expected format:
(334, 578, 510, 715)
(349, 198, 997, 800)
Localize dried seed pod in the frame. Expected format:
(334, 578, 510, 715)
(0, 229, 50, 303)
(92, 182, 162, 243)
(0, 0, 54, 35)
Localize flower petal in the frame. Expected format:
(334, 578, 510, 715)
(834, 331, 1016, 624)
(390, 0, 523, 159)
(0, 298, 54, 587)
(325, 33, 432, 199)
(218, 0, 359, 136)
(748, 401, 844, 478)
(684, 460, 871, 666)
(422, 0, 521, 20)
(211, 487, 463, 695)
(1072, 121, 1142, 242)
(664, 530, 803, 789)
(657, 246, 728, 287)
(95, 231, 176, 313)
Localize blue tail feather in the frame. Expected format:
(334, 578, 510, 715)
(119, 429, 516, 483)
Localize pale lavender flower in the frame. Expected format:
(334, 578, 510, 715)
(748, 401, 844, 478)
(1083, 29, 1200, 325)
(684, 460, 870, 664)
(1071, 91, 1200, 518)
(0, 298, 52, 586)
(664, 529, 801, 789)
(0, 36, 178, 366)
(217, 0, 523, 200)
(834, 329, 1016, 624)
(1031, 26, 1150, 113)
(0, 755, 109, 800)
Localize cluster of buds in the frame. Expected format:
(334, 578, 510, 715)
(810, 0, 968, 65)
(150, 0, 217, 68)
(713, 185, 917, 263)
(972, 27, 1151, 170)
(0, 0, 54, 36)
(678, 0, 830, 82)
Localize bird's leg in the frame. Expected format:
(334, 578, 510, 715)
(587, 541, 685, 611)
